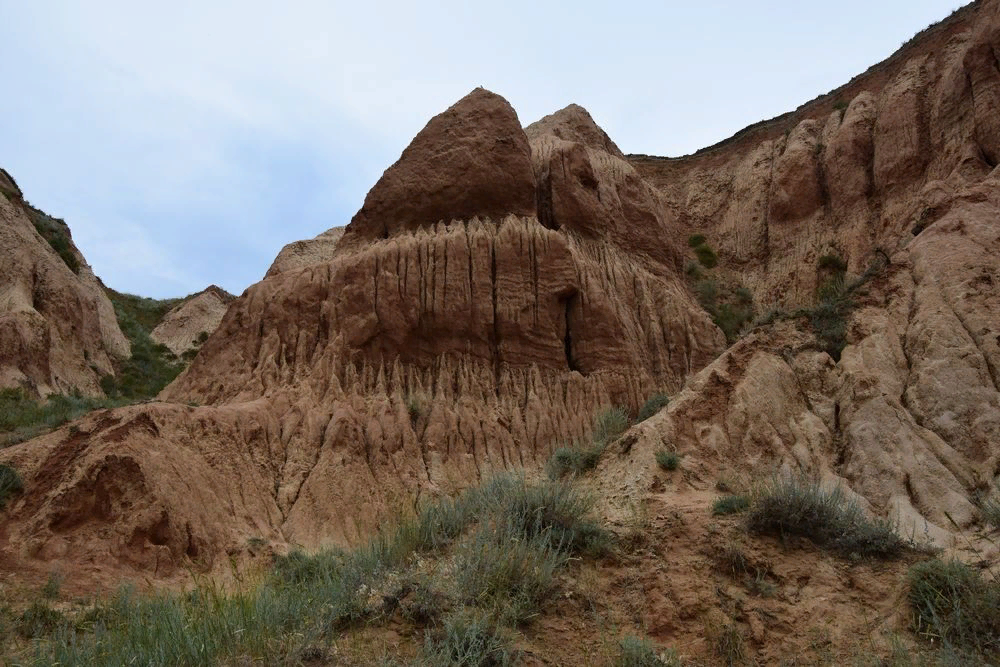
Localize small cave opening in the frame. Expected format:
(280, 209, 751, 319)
(561, 290, 580, 373)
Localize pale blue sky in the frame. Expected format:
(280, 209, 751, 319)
(0, 1, 963, 298)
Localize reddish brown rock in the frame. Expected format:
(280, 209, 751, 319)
(342, 88, 536, 245)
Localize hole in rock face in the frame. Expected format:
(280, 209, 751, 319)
(561, 290, 581, 373)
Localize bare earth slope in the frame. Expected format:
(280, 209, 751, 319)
(1, 9, 999, 657)
(0, 182, 128, 397)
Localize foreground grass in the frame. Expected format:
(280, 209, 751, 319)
(908, 559, 1000, 660)
(8, 473, 610, 666)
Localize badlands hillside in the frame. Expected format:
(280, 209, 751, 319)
(2, 1, 1000, 664)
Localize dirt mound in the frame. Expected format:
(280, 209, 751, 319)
(149, 285, 235, 357)
(0, 186, 128, 397)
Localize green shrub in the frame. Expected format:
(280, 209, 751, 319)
(637, 393, 669, 423)
(746, 475, 907, 559)
(655, 450, 681, 471)
(0, 464, 23, 508)
(818, 254, 848, 273)
(593, 406, 629, 446)
(694, 244, 718, 269)
(42, 572, 63, 600)
(684, 261, 702, 279)
(16, 601, 65, 639)
(618, 635, 677, 666)
(422, 613, 515, 666)
(694, 279, 717, 311)
(713, 302, 754, 344)
(454, 525, 565, 624)
(687, 234, 706, 248)
(476, 475, 610, 557)
(908, 559, 1000, 657)
(546, 443, 602, 479)
(713, 495, 749, 516)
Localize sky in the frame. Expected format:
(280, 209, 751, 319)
(0, 1, 964, 298)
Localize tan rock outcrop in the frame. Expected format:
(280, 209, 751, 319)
(0, 189, 128, 396)
(149, 286, 235, 357)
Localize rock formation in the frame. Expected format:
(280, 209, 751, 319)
(0, 184, 128, 397)
(150, 285, 235, 357)
(2, 0, 1000, 590)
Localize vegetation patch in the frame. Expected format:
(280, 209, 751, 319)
(712, 494, 750, 516)
(693, 279, 755, 344)
(422, 612, 515, 666)
(637, 393, 669, 423)
(618, 635, 678, 666)
(655, 450, 681, 471)
(17, 473, 608, 665)
(908, 558, 1000, 659)
(687, 234, 706, 248)
(0, 388, 119, 447)
(694, 244, 718, 269)
(746, 475, 908, 559)
(0, 463, 24, 508)
(546, 442, 602, 479)
(978, 483, 1000, 531)
(548, 405, 629, 479)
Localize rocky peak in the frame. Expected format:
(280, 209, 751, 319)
(341, 88, 536, 246)
(525, 103, 624, 158)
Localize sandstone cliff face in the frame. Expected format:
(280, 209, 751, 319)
(3, 2, 1000, 583)
(149, 285, 235, 357)
(0, 186, 128, 397)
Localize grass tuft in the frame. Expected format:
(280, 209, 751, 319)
(687, 234, 706, 248)
(637, 393, 670, 423)
(908, 558, 1000, 658)
(421, 612, 515, 666)
(713, 494, 750, 516)
(746, 475, 907, 559)
(655, 450, 681, 471)
(618, 635, 678, 666)
(694, 244, 718, 269)
(593, 406, 629, 446)
(546, 442, 602, 479)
